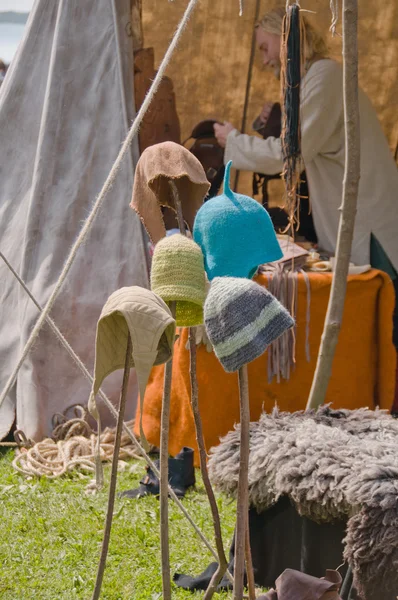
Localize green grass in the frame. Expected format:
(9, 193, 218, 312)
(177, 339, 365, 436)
(0, 450, 238, 599)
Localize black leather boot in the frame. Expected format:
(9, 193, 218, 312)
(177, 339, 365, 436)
(119, 446, 195, 499)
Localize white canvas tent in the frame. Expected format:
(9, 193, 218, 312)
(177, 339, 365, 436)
(0, 0, 149, 441)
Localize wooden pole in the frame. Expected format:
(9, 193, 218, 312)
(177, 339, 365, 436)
(159, 302, 176, 600)
(233, 364, 251, 600)
(91, 334, 132, 600)
(306, 0, 360, 410)
(188, 330, 229, 599)
(233, 0, 262, 192)
(169, 180, 186, 233)
(169, 180, 231, 596)
(130, 0, 144, 51)
(245, 514, 256, 600)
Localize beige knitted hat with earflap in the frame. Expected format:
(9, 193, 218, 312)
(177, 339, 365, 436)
(88, 286, 176, 488)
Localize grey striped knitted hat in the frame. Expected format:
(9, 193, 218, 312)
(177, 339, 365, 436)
(204, 277, 294, 373)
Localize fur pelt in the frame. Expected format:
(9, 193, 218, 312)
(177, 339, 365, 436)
(208, 406, 398, 600)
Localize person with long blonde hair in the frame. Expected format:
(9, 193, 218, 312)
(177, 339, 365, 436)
(214, 7, 398, 277)
(215, 6, 398, 412)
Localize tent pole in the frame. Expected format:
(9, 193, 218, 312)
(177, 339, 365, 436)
(130, 0, 143, 51)
(233, 0, 262, 192)
(306, 0, 360, 410)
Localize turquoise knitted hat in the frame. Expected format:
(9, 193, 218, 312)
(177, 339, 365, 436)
(151, 234, 207, 327)
(204, 277, 294, 372)
(193, 161, 282, 280)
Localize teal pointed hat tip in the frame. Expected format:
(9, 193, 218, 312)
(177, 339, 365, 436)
(223, 161, 235, 200)
(193, 159, 283, 280)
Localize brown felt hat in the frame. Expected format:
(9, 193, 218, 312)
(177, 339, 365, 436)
(130, 141, 210, 243)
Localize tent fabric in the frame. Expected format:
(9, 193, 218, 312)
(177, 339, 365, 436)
(0, 0, 149, 441)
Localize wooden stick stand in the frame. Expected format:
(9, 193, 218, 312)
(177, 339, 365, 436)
(188, 329, 229, 599)
(245, 513, 256, 600)
(233, 364, 255, 600)
(169, 180, 231, 597)
(91, 334, 132, 600)
(159, 318, 175, 600)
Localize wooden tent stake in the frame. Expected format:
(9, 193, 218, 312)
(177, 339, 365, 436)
(91, 334, 133, 600)
(169, 180, 230, 597)
(160, 302, 176, 600)
(306, 0, 360, 410)
(233, 364, 251, 600)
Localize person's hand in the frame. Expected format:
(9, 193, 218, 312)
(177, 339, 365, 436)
(214, 122, 236, 148)
(259, 102, 273, 124)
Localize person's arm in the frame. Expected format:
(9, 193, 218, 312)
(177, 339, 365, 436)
(225, 130, 283, 175)
(222, 60, 344, 175)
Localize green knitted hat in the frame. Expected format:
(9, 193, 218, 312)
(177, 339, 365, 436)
(151, 234, 206, 327)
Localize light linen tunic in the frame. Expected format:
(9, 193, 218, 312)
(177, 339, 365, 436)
(225, 59, 398, 270)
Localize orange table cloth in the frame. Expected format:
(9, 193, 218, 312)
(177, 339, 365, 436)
(135, 270, 396, 465)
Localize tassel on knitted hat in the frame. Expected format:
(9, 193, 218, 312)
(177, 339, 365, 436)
(193, 161, 282, 280)
(204, 277, 294, 373)
(151, 234, 207, 327)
